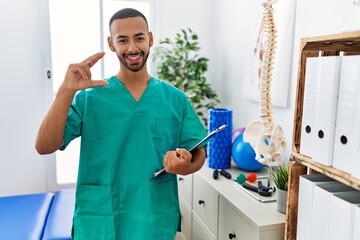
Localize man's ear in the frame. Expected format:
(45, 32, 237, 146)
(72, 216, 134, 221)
(107, 36, 115, 52)
(149, 32, 154, 47)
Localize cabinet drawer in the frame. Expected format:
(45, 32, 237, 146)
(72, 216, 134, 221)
(218, 197, 284, 240)
(192, 211, 216, 240)
(178, 174, 193, 206)
(179, 196, 192, 240)
(219, 197, 258, 240)
(192, 173, 218, 236)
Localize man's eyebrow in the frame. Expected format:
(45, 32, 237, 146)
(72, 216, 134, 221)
(134, 32, 146, 37)
(116, 35, 128, 39)
(116, 32, 146, 39)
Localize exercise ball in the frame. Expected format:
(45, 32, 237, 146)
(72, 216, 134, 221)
(232, 127, 246, 143)
(232, 133, 264, 171)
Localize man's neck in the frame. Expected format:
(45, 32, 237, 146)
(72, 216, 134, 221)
(116, 69, 151, 88)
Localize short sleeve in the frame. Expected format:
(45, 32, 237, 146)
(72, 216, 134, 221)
(59, 91, 84, 151)
(179, 97, 208, 150)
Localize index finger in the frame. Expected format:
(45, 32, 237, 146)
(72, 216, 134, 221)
(83, 52, 105, 68)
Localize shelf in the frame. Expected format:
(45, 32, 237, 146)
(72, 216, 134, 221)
(300, 31, 360, 53)
(286, 31, 360, 240)
(291, 151, 360, 191)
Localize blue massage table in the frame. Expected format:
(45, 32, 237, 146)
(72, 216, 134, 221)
(0, 189, 75, 240)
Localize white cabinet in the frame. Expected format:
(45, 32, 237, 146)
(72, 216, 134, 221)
(178, 163, 285, 240)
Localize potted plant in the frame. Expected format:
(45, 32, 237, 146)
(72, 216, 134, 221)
(270, 164, 289, 214)
(151, 28, 220, 126)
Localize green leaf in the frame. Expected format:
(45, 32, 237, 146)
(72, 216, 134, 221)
(270, 164, 289, 191)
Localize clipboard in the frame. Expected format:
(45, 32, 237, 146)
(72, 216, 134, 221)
(149, 124, 228, 182)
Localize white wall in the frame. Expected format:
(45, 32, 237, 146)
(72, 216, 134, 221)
(152, 0, 216, 93)
(152, 0, 360, 161)
(1, 0, 359, 196)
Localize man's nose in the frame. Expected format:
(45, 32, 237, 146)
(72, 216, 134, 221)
(128, 40, 138, 52)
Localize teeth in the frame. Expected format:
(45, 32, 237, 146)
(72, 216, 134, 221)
(127, 54, 141, 60)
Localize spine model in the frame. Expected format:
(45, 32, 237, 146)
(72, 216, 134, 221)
(243, 0, 286, 166)
(259, 0, 276, 136)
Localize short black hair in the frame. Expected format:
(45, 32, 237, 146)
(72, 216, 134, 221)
(109, 8, 149, 31)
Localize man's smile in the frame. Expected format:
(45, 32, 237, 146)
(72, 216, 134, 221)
(125, 53, 142, 63)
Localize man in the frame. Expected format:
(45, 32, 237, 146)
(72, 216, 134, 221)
(35, 8, 207, 240)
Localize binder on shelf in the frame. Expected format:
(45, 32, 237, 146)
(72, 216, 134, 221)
(328, 191, 360, 240)
(312, 56, 342, 166)
(333, 55, 360, 179)
(353, 204, 360, 240)
(310, 181, 355, 240)
(296, 174, 334, 240)
(300, 57, 320, 158)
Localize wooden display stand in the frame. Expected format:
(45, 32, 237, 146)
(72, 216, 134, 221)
(285, 31, 360, 240)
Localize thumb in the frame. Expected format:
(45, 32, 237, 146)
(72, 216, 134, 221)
(90, 80, 109, 88)
(78, 79, 109, 90)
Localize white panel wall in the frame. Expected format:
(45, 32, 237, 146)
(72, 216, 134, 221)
(0, 0, 53, 196)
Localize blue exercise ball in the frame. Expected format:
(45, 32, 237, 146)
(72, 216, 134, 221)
(232, 133, 264, 171)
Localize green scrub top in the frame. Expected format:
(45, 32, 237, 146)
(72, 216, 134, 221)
(61, 76, 207, 240)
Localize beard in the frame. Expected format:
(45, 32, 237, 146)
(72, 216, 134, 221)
(117, 50, 150, 72)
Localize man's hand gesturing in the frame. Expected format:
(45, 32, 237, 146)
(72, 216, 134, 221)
(62, 52, 109, 91)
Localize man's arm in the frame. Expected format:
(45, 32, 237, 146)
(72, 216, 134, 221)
(35, 87, 76, 154)
(35, 52, 108, 155)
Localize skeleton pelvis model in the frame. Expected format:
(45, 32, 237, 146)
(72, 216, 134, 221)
(243, 0, 286, 166)
(244, 121, 286, 166)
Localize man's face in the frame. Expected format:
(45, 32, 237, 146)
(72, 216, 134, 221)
(108, 17, 153, 72)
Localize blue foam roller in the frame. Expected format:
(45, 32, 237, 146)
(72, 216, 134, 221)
(207, 108, 233, 169)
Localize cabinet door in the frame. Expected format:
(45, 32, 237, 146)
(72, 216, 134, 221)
(0, 0, 52, 196)
(219, 198, 284, 240)
(193, 173, 219, 236)
(192, 212, 216, 240)
(178, 174, 193, 206)
(219, 198, 258, 240)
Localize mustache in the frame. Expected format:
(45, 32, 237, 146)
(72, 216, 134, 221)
(124, 52, 143, 57)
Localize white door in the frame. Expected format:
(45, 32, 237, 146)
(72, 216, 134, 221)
(0, 0, 53, 196)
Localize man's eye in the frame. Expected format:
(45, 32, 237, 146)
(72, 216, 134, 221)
(118, 39, 127, 43)
(137, 37, 145, 41)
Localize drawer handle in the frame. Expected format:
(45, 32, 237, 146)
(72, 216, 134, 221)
(229, 233, 236, 239)
(198, 200, 205, 205)
(178, 177, 184, 181)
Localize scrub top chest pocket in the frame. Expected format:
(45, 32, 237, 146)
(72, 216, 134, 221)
(153, 117, 180, 154)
